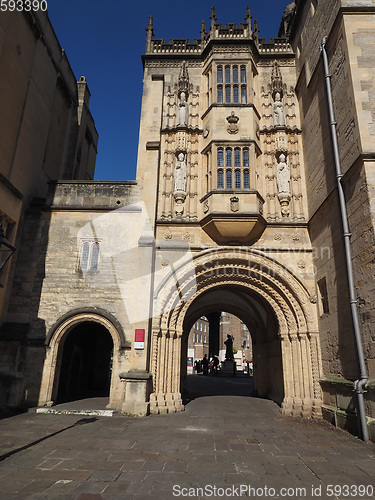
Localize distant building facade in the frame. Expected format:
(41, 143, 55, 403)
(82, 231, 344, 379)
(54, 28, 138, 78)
(219, 312, 253, 367)
(1, 2, 375, 440)
(187, 316, 209, 361)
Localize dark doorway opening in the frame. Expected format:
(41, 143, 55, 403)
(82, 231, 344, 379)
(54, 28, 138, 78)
(57, 322, 113, 403)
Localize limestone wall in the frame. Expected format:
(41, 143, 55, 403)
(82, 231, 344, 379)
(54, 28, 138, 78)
(3, 181, 154, 407)
(293, 0, 375, 418)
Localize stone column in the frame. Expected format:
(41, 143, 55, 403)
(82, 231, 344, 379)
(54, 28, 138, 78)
(290, 334, 303, 414)
(309, 332, 324, 417)
(207, 311, 220, 358)
(280, 335, 294, 415)
(299, 334, 313, 416)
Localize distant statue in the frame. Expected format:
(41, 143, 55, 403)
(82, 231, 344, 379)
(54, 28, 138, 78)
(276, 153, 290, 194)
(176, 92, 188, 126)
(224, 334, 234, 361)
(174, 153, 187, 192)
(273, 92, 285, 126)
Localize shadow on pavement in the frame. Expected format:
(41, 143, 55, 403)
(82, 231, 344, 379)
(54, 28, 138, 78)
(183, 373, 254, 405)
(0, 417, 98, 462)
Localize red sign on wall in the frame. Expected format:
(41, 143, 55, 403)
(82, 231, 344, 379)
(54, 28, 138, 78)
(134, 329, 145, 350)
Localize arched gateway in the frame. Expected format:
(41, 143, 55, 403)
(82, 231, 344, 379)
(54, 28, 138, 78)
(149, 248, 323, 418)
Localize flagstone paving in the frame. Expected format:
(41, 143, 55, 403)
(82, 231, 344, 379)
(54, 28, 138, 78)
(0, 375, 374, 499)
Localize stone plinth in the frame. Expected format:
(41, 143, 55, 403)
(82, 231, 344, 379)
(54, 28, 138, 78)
(220, 360, 236, 377)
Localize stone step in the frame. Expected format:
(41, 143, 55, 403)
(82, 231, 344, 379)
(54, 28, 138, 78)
(35, 407, 116, 417)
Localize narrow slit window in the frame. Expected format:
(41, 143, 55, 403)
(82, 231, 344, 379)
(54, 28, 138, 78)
(217, 170, 224, 189)
(226, 170, 232, 189)
(240, 65, 246, 83)
(234, 148, 241, 167)
(235, 170, 241, 189)
(91, 243, 100, 271)
(225, 65, 231, 83)
(217, 148, 224, 167)
(317, 277, 329, 314)
(233, 85, 239, 104)
(241, 85, 247, 104)
(217, 85, 223, 104)
(80, 242, 90, 271)
(243, 148, 249, 167)
(226, 148, 232, 167)
(217, 66, 223, 83)
(233, 66, 238, 83)
(225, 86, 231, 104)
(244, 170, 250, 189)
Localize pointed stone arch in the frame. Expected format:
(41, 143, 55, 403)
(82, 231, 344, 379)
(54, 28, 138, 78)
(149, 248, 323, 417)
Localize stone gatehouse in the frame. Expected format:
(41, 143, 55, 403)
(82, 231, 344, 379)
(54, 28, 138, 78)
(1, 2, 375, 440)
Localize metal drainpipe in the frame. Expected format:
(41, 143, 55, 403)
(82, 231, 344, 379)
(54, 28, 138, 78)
(320, 37, 369, 442)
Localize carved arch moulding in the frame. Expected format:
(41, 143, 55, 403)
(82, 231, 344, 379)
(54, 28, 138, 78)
(149, 248, 323, 418)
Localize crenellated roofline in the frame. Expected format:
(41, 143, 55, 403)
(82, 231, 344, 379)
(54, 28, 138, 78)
(143, 6, 293, 60)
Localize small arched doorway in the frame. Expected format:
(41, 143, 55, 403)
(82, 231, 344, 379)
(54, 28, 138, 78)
(38, 311, 124, 409)
(57, 322, 113, 403)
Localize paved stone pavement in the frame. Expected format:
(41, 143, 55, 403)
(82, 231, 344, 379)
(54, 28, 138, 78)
(0, 375, 374, 499)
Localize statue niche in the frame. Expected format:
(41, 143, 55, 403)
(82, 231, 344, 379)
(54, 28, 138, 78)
(276, 153, 291, 218)
(272, 92, 285, 127)
(174, 152, 187, 216)
(176, 92, 188, 127)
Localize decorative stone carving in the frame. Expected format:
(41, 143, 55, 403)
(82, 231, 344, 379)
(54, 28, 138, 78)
(174, 152, 187, 215)
(175, 131, 187, 152)
(226, 111, 239, 134)
(276, 154, 290, 194)
(230, 196, 239, 212)
(174, 153, 187, 192)
(164, 230, 173, 240)
(178, 61, 190, 95)
(259, 199, 264, 215)
(276, 153, 291, 218)
(271, 60, 283, 95)
(273, 92, 285, 127)
(176, 92, 188, 127)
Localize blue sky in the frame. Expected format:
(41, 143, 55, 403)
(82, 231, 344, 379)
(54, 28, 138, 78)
(47, 1, 288, 181)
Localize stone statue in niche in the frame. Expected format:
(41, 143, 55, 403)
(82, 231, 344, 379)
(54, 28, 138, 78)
(176, 92, 188, 127)
(276, 153, 290, 194)
(276, 153, 291, 218)
(174, 152, 187, 193)
(273, 92, 285, 126)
